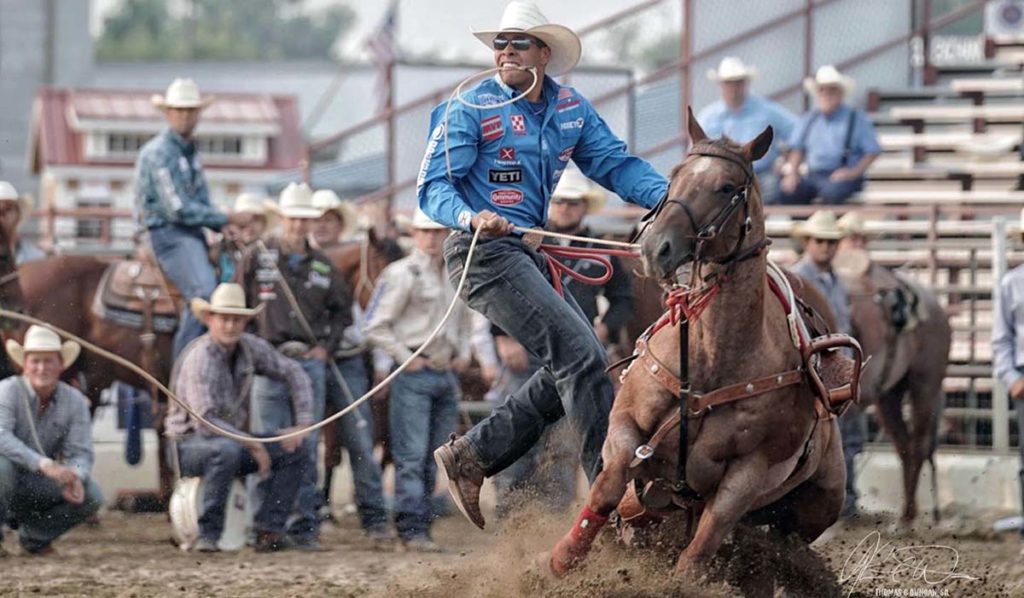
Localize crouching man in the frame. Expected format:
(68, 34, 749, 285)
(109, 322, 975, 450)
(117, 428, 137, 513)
(166, 283, 312, 553)
(0, 326, 102, 556)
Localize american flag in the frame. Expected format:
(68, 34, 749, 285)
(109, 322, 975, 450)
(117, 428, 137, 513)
(367, 1, 398, 114)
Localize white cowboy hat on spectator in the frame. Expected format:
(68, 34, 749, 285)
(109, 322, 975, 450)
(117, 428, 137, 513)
(6, 325, 80, 369)
(793, 210, 845, 240)
(397, 208, 448, 232)
(311, 189, 359, 239)
(803, 65, 855, 96)
(271, 182, 321, 219)
(706, 57, 757, 82)
(232, 192, 279, 231)
(0, 180, 35, 228)
(151, 78, 215, 110)
(472, 1, 582, 77)
(837, 211, 870, 237)
(552, 168, 607, 214)
(191, 283, 263, 320)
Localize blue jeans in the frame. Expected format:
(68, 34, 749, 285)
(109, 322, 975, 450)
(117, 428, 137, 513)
(0, 456, 103, 552)
(773, 171, 864, 205)
(251, 357, 325, 542)
(1017, 399, 1024, 537)
(390, 368, 458, 540)
(493, 362, 579, 518)
(148, 225, 217, 358)
(443, 233, 612, 483)
(329, 356, 387, 530)
(176, 435, 305, 541)
(839, 404, 866, 511)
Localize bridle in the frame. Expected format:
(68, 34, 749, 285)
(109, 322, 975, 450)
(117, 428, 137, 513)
(638, 142, 761, 268)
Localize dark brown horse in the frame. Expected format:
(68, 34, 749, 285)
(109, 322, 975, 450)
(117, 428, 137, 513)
(836, 250, 950, 524)
(546, 112, 852, 579)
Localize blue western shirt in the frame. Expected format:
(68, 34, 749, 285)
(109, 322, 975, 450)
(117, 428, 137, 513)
(788, 104, 882, 173)
(993, 264, 1024, 389)
(697, 94, 797, 174)
(417, 75, 668, 231)
(791, 256, 851, 336)
(133, 129, 227, 231)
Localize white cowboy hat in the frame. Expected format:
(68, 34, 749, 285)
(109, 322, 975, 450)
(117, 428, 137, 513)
(473, 1, 582, 77)
(551, 168, 606, 214)
(837, 211, 869, 237)
(0, 181, 35, 228)
(5, 325, 80, 369)
(793, 210, 846, 240)
(232, 193, 279, 232)
(803, 65, 855, 96)
(271, 182, 321, 219)
(706, 57, 757, 82)
(311, 189, 359, 239)
(190, 283, 263, 320)
(151, 78, 214, 110)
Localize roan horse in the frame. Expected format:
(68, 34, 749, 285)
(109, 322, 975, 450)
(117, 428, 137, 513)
(836, 249, 950, 524)
(546, 111, 860, 577)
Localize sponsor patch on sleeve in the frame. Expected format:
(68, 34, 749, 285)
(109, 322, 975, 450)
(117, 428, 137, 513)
(490, 189, 524, 206)
(481, 115, 504, 141)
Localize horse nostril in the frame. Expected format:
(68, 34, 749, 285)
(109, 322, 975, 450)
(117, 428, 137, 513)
(656, 239, 674, 274)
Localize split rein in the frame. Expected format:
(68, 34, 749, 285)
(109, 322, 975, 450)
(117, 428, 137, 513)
(0, 227, 640, 446)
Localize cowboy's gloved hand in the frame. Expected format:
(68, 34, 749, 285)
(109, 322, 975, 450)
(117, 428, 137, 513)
(471, 210, 514, 237)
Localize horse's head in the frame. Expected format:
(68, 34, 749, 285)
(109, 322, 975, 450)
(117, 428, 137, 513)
(328, 228, 406, 309)
(640, 107, 773, 282)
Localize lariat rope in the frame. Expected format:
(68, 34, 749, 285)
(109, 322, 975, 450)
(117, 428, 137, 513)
(0, 226, 638, 445)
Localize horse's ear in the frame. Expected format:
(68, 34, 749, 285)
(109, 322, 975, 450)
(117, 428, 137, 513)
(367, 225, 380, 246)
(686, 106, 707, 144)
(742, 126, 774, 163)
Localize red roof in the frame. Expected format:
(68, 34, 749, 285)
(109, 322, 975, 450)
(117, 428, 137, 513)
(31, 87, 304, 171)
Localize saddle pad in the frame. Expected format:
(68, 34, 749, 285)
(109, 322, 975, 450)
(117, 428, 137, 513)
(92, 261, 180, 333)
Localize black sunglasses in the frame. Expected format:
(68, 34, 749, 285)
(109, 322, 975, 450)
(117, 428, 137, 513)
(551, 197, 585, 207)
(493, 37, 544, 51)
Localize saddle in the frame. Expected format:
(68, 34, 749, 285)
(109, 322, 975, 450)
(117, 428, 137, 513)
(92, 252, 181, 334)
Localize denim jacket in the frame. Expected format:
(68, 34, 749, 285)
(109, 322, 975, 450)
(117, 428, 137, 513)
(133, 129, 227, 231)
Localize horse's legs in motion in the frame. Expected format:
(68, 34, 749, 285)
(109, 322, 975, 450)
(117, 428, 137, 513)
(767, 423, 846, 542)
(549, 414, 640, 574)
(907, 374, 944, 523)
(675, 456, 767, 573)
(875, 385, 917, 522)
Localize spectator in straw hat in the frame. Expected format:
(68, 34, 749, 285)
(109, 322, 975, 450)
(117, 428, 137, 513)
(236, 182, 352, 551)
(698, 57, 797, 202)
(363, 209, 473, 552)
(135, 78, 238, 359)
(310, 189, 359, 251)
(166, 283, 311, 553)
(778, 65, 881, 205)
(216, 193, 278, 283)
(992, 207, 1024, 553)
(0, 325, 101, 556)
(0, 181, 45, 265)
(422, 0, 667, 533)
(790, 210, 863, 516)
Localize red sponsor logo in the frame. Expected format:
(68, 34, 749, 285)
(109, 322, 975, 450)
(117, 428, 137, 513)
(490, 189, 524, 206)
(557, 98, 580, 112)
(558, 87, 572, 100)
(499, 147, 516, 160)
(482, 115, 504, 141)
(510, 114, 526, 135)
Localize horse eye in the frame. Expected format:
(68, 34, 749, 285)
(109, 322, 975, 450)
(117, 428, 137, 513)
(718, 184, 735, 195)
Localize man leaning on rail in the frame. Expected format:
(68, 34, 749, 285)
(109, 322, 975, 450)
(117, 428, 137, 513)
(0, 326, 102, 557)
(418, 1, 668, 530)
(166, 283, 311, 553)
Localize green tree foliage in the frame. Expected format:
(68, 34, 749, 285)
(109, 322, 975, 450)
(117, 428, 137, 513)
(96, 0, 355, 61)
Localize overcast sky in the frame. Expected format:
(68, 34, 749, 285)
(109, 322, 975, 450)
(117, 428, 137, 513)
(90, 0, 681, 64)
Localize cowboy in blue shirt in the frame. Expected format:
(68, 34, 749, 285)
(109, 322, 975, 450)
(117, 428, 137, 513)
(697, 57, 796, 202)
(778, 66, 881, 205)
(423, 2, 667, 531)
(134, 79, 238, 359)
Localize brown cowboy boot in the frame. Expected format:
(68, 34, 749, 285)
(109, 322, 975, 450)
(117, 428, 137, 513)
(433, 435, 486, 530)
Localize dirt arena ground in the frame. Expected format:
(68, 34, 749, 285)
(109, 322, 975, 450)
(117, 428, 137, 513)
(1, 506, 1022, 597)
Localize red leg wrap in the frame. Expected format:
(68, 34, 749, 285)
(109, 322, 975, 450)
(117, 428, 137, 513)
(550, 506, 610, 575)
